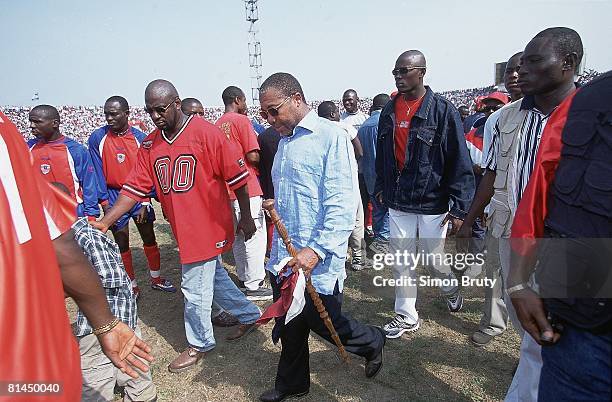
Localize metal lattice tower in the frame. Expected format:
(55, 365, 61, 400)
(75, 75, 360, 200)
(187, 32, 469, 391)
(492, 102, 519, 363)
(245, 0, 263, 104)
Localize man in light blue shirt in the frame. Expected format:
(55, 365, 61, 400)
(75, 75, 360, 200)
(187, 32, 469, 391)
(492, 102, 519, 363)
(358, 93, 391, 254)
(257, 72, 385, 402)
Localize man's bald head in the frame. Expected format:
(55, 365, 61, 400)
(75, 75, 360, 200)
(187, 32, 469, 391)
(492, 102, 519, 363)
(371, 93, 391, 112)
(343, 89, 358, 99)
(30, 104, 60, 121)
(317, 101, 339, 121)
(181, 98, 204, 115)
(145, 79, 179, 103)
(396, 50, 427, 69)
(144, 79, 184, 132)
(342, 89, 359, 114)
(29, 104, 61, 141)
(393, 50, 427, 96)
(222, 86, 245, 106)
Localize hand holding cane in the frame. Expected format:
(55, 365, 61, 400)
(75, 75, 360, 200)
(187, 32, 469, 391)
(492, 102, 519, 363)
(262, 199, 350, 363)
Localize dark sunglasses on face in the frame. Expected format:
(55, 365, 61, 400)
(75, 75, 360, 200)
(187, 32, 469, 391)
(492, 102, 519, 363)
(259, 95, 293, 120)
(392, 66, 426, 76)
(145, 99, 176, 115)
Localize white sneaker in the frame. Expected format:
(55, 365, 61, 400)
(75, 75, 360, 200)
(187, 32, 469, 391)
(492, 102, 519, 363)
(446, 291, 464, 312)
(245, 287, 273, 301)
(383, 315, 420, 339)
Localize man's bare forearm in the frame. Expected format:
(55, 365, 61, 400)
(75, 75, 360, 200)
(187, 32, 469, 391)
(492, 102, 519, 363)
(53, 230, 115, 329)
(101, 194, 138, 228)
(234, 184, 251, 217)
(508, 249, 538, 288)
(351, 137, 363, 159)
(463, 169, 495, 226)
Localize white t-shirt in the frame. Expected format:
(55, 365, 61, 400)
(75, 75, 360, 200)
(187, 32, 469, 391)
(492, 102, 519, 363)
(340, 111, 368, 131)
(337, 120, 358, 140)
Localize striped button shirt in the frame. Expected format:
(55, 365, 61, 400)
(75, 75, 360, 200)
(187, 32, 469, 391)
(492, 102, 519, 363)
(72, 217, 137, 337)
(484, 96, 555, 210)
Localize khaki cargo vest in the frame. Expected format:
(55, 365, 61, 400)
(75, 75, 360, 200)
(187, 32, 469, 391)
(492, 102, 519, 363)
(489, 99, 529, 239)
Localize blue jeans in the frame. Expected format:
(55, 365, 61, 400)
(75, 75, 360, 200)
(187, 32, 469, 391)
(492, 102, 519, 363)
(469, 216, 486, 255)
(369, 191, 389, 241)
(182, 256, 261, 352)
(538, 324, 611, 401)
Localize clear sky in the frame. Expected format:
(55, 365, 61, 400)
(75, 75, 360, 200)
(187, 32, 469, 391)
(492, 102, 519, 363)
(1, 0, 610, 106)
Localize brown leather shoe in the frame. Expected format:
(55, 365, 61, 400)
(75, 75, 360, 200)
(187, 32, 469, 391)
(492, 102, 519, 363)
(226, 323, 258, 341)
(168, 347, 204, 373)
(212, 311, 240, 327)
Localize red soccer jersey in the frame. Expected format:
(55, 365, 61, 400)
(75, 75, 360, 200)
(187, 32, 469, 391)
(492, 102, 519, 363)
(88, 126, 150, 205)
(394, 96, 424, 171)
(28, 136, 82, 200)
(0, 112, 81, 401)
(216, 112, 263, 200)
(121, 115, 250, 264)
(28, 135, 98, 218)
(99, 129, 141, 188)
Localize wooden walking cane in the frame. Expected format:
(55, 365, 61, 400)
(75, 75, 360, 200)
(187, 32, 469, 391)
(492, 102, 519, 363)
(262, 199, 350, 363)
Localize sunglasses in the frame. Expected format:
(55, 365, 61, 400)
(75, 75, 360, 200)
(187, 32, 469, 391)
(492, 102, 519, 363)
(392, 66, 426, 76)
(259, 95, 293, 120)
(144, 99, 176, 115)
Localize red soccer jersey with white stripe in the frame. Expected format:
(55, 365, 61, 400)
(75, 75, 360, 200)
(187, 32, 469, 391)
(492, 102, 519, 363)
(98, 129, 141, 188)
(88, 126, 149, 203)
(28, 135, 98, 218)
(0, 112, 81, 401)
(121, 115, 249, 264)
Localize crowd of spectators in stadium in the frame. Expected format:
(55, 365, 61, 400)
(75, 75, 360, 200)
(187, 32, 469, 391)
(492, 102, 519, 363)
(577, 68, 600, 85)
(1, 69, 601, 146)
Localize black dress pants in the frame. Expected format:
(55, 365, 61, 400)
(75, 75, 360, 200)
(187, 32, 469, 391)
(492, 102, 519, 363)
(269, 272, 384, 393)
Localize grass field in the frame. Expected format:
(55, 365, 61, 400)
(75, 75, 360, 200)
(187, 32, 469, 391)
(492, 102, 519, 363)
(69, 204, 520, 402)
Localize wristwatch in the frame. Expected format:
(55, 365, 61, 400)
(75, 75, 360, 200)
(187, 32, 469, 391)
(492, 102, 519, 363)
(506, 283, 530, 296)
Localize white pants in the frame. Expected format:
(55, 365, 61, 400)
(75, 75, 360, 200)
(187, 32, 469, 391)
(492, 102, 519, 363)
(499, 237, 524, 336)
(499, 237, 542, 402)
(389, 209, 458, 325)
(349, 198, 365, 263)
(232, 196, 266, 291)
(505, 334, 542, 402)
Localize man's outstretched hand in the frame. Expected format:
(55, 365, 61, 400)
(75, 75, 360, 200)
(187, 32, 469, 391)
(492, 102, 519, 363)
(90, 220, 109, 233)
(97, 322, 154, 379)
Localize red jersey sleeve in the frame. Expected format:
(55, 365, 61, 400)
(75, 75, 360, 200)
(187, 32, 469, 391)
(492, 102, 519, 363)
(209, 126, 250, 192)
(237, 115, 260, 154)
(121, 137, 154, 203)
(38, 177, 78, 240)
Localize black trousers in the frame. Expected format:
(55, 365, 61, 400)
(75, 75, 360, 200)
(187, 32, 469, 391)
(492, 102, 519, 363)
(358, 174, 370, 226)
(269, 271, 384, 393)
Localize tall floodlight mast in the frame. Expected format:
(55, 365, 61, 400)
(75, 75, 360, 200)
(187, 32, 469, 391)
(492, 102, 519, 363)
(245, 0, 263, 104)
